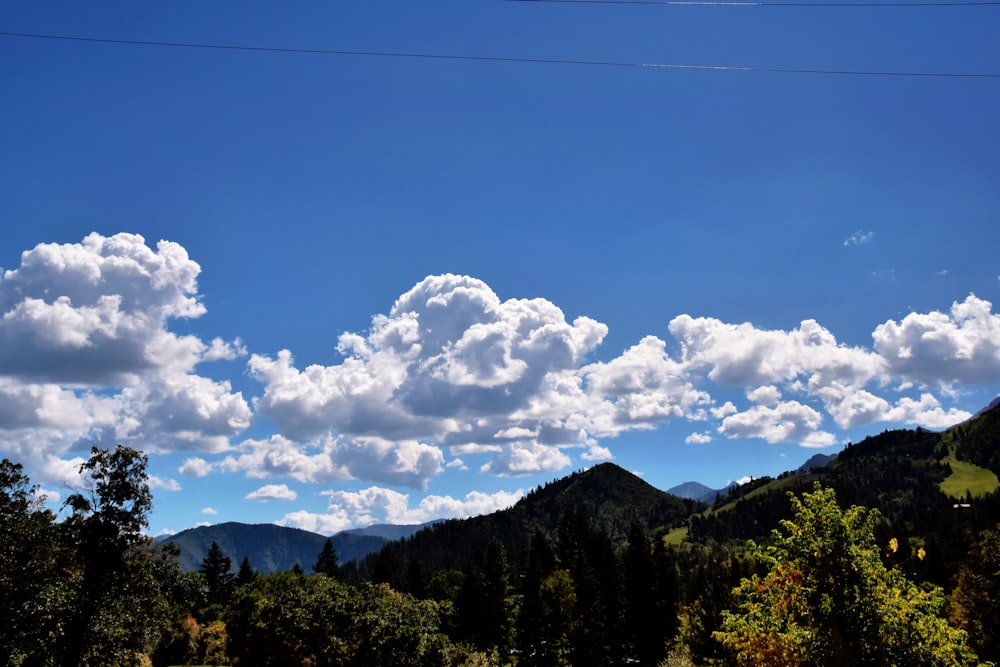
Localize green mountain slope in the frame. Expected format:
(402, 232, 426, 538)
(358, 462, 704, 578)
(159, 522, 388, 573)
(687, 398, 1000, 584)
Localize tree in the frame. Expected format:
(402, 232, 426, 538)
(538, 569, 577, 666)
(236, 555, 257, 587)
(0, 459, 66, 664)
(313, 537, 341, 578)
(517, 529, 557, 665)
(949, 526, 1000, 663)
(60, 445, 168, 666)
(624, 521, 664, 665)
(201, 541, 235, 602)
(714, 484, 982, 666)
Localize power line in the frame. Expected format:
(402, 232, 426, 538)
(506, 0, 1000, 6)
(2, 30, 998, 79)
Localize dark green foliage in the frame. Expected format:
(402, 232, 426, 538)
(516, 529, 558, 663)
(947, 401, 1000, 476)
(226, 572, 476, 666)
(0, 459, 65, 665)
(949, 525, 1000, 663)
(314, 537, 342, 578)
(358, 462, 702, 586)
(58, 446, 168, 666)
(236, 555, 257, 586)
(201, 540, 235, 602)
(624, 521, 664, 665)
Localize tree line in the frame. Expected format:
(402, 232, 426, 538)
(2, 445, 997, 665)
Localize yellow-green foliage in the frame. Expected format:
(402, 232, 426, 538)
(939, 458, 1000, 499)
(714, 484, 983, 666)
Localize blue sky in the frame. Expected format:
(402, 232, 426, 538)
(2, 1, 998, 536)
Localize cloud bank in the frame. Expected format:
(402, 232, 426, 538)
(2, 234, 998, 514)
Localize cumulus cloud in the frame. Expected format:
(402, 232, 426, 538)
(240, 274, 998, 480)
(719, 401, 836, 448)
(4, 235, 994, 497)
(0, 233, 251, 486)
(247, 274, 626, 478)
(277, 485, 525, 534)
(245, 483, 298, 502)
(686, 432, 713, 444)
(201, 507, 218, 515)
(0, 232, 204, 384)
(873, 294, 1000, 386)
(219, 434, 443, 490)
(747, 385, 782, 406)
(883, 393, 971, 429)
(179, 457, 213, 477)
(148, 476, 182, 492)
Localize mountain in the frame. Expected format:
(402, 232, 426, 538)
(667, 481, 725, 504)
(159, 522, 388, 573)
(689, 399, 1000, 577)
(357, 462, 704, 578)
(797, 452, 836, 472)
(341, 521, 440, 541)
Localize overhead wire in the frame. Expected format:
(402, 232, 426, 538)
(1, 30, 997, 79)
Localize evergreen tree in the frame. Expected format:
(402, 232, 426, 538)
(236, 555, 257, 587)
(456, 555, 488, 648)
(624, 521, 662, 665)
(313, 537, 341, 578)
(517, 529, 557, 665)
(482, 537, 513, 657)
(201, 540, 235, 602)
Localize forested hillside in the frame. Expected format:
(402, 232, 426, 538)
(3, 402, 999, 665)
(160, 521, 388, 573)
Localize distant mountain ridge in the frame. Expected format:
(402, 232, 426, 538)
(667, 481, 724, 504)
(158, 522, 389, 573)
(158, 398, 999, 578)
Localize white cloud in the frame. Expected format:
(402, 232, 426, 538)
(245, 483, 298, 502)
(0, 232, 203, 384)
(581, 441, 613, 461)
(747, 385, 781, 406)
(0, 233, 251, 487)
(278, 485, 525, 534)
(686, 432, 712, 444)
(670, 315, 880, 389)
(220, 434, 443, 490)
(480, 442, 572, 476)
(179, 457, 213, 477)
(718, 400, 836, 448)
(247, 274, 621, 478)
(882, 393, 971, 429)
(148, 475, 182, 492)
(844, 230, 875, 246)
(813, 383, 890, 429)
(873, 294, 1000, 386)
(201, 507, 218, 515)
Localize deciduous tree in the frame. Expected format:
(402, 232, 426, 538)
(715, 484, 981, 666)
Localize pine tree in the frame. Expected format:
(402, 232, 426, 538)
(201, 541, 235, 602)
(236, 555, 257, 587)
(313, 537, 341, 578)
